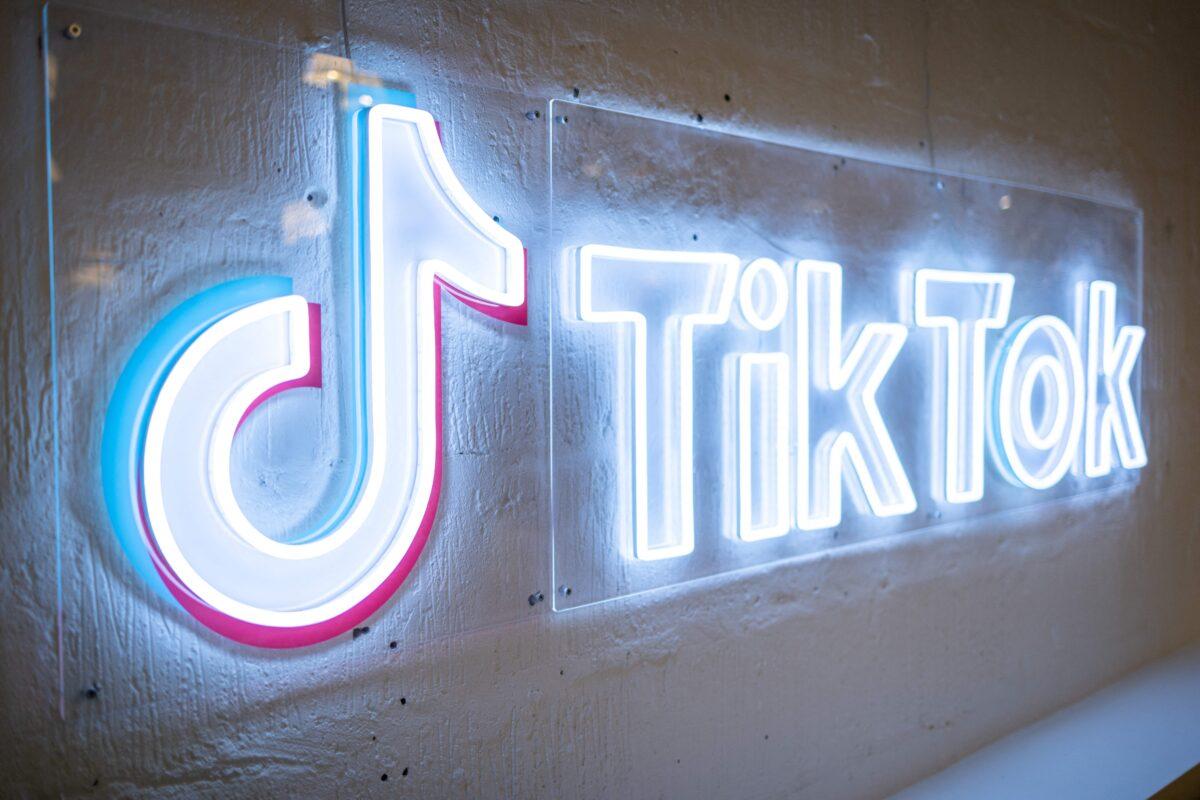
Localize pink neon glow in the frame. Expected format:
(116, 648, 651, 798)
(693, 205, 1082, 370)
(236, 303, 323, 432)
(437, 250, 529, 325)
(140, 280, 526, 647)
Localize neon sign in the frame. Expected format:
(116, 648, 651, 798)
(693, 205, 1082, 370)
(573, 253, 1143, 561)
(102, 100, 526, 647)
(102, 95, 1146, 645)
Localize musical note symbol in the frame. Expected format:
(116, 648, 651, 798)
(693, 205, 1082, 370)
(102, 102, 526, 647)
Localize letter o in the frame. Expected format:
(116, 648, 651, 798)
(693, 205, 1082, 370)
(990, 315, 1084, 489)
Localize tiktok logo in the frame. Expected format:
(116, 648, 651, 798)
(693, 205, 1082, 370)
(101, 95, 1148, 646)
(574, 252, 1146, 558)
(102, 103, 527, 647)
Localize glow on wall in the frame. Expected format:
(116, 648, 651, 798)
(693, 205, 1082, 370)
(101, 101, 527, 647)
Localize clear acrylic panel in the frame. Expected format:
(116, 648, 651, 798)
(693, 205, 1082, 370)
(548, 99, 1143, 610)
(46, 4, 551, 717)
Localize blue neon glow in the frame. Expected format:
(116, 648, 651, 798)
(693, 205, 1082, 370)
(101, 277, 294, 595)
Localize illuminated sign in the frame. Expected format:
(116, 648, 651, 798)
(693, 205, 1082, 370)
(102, 100, 526, 647)
(572, 253, 1143, 559)
(548, 99, 1145, 610)
(103, 95, 1145, 645)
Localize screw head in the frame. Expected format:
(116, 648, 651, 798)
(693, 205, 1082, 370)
(64, 22, 83, 40)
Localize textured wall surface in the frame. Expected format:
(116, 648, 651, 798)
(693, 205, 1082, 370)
(2, 1, 1199, 798)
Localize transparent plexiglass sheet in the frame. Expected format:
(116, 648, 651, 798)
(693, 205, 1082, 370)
(549, 99, 1143, 609)
(47, 5, 551, 717)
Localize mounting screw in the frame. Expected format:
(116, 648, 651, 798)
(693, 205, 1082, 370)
(558, 585, 573, 597)
(64, 22, 82, 40)
(528, 591, 545, 606)
(305, 188, 328, 208)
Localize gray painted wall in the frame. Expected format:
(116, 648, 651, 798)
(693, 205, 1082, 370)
(2, 1, 1198, 797)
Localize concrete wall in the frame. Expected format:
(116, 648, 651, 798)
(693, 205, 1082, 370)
(2, 1, 1199, 797)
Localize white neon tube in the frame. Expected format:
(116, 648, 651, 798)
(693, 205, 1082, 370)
(992, 315, 1084, 490)
(795, 260, 916, 530)
(1078, 280, 1147, 476)
(913, 269, 1014, 504)
(578, 244, 739, 560)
